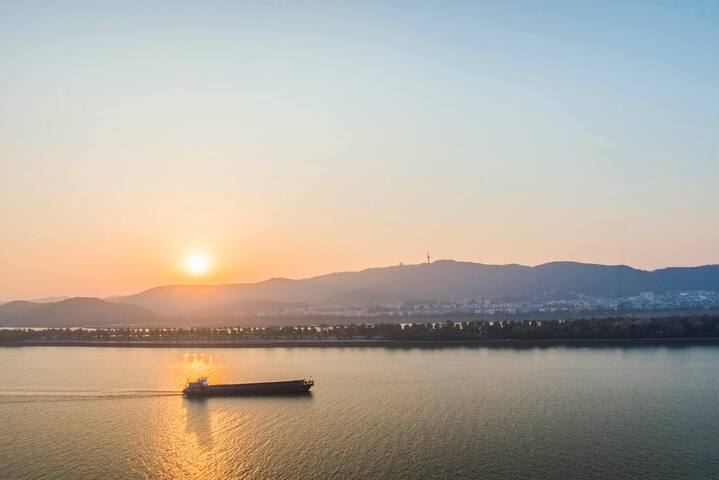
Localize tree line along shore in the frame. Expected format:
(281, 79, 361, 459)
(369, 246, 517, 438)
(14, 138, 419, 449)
(1, 315, 719, 345)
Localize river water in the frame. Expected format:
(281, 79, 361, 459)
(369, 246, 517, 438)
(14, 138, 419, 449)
(1, 345, 718, 479)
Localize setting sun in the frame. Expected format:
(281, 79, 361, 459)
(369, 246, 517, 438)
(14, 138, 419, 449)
(184, 254, 211, 276)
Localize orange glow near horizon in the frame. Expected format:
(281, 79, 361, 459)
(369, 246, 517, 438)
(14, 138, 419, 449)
(2, 1, 718, 302)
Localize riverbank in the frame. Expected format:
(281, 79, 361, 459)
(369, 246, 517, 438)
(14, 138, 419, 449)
(3, 337, 719, 348)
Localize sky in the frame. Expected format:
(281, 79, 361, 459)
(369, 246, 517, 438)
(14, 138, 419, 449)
(1, 1, 718, 300)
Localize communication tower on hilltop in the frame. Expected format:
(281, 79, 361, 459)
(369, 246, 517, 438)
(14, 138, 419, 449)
(427, 251, 431, 264)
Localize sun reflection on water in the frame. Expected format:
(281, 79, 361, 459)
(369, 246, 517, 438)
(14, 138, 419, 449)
(176, 352, 227, 386)
(129, 349, 315, 478)
(146, 352, 247, 479)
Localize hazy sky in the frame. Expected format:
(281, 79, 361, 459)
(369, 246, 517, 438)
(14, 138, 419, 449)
(1, 1, 718, 299)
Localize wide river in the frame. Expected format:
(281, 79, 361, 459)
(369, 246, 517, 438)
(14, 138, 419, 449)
(1, 345, 718, 479)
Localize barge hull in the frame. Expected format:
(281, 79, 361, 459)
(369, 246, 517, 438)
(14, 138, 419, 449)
(184, 379, 313, 397)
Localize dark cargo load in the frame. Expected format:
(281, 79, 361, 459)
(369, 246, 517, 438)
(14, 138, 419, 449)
(183, 377, 313, 397)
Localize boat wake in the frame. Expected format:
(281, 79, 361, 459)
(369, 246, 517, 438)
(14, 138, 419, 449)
(0, 389, 182, 403)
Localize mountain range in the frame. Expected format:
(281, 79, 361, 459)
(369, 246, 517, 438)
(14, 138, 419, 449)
(0, 297, 155, 327)
(2, 260, 719, 327)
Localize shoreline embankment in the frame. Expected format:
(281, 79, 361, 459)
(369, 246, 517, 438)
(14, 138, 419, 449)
(3, 338, 719, 348)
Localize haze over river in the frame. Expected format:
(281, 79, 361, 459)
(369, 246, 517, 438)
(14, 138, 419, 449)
(1, 345, 718, 479)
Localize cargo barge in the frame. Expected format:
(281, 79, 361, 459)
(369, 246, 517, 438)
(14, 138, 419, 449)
(182, 377, 314, 397)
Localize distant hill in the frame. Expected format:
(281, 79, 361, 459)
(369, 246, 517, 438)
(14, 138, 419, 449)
(184, 298, 308, 320)
(111, 278, 337, 315)
(0, 297, 156, 327)
(317, 288, 403, 306)
(0, 301, 42, 321)
(107, 260, 719, 314)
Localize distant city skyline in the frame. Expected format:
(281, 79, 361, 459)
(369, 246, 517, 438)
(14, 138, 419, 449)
(1, 1, 717, 299)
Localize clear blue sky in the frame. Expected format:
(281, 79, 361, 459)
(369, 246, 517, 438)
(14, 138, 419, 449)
(0, 1, 717, 298)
